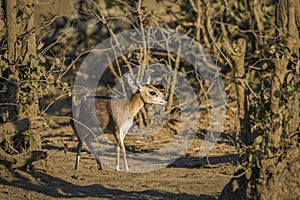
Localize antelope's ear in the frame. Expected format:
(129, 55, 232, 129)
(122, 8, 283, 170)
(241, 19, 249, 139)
(127, 73, 143, 90)
(142, 70, 153, 85)
(142, 73, 151, 85)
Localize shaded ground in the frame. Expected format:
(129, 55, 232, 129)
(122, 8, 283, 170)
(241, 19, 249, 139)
(0, 123, 237, 200)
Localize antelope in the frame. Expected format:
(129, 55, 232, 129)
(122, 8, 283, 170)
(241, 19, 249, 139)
(71, 74, 167, 171)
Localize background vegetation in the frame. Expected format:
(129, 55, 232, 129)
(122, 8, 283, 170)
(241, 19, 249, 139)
(0, 0, 299, 199)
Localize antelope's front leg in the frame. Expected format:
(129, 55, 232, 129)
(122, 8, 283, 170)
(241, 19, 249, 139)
(115, 145, 120, 171)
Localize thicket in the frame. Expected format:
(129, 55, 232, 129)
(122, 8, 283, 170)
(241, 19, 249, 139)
(0, 0, 299, 199)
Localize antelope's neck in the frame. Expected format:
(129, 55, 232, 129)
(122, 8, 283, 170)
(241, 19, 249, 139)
(128, 92, 144, 119)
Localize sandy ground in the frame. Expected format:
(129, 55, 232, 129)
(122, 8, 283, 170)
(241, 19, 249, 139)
(0, 122, 237, 200)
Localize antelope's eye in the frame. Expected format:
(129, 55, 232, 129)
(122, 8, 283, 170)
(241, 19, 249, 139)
(149, 91, 157, 96)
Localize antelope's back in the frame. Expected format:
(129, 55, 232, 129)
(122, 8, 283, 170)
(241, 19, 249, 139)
(72, 95, 124, 132)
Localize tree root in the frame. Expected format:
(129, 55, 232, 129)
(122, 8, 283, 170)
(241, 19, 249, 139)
(0, 148, 47, 169)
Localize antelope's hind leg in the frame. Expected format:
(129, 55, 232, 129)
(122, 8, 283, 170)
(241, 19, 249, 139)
(74, 139, 82, 170)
